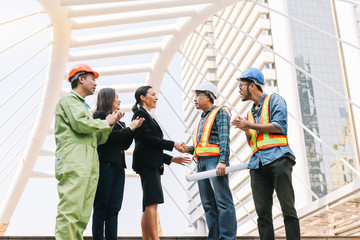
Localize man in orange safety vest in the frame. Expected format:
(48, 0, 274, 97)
(232, 68, 300, 240)
(180, 81, 237, 240)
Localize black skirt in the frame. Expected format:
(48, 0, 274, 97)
(138, 167, 164, 212)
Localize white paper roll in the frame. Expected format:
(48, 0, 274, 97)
(185, 163, 248, 182)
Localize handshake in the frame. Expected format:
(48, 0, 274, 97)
(174, 142, 189, 153)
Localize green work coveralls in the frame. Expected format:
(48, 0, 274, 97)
(54, 90, 112, 240)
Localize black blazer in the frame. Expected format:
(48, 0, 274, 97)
(93, 111, 134, 168)
(132, 107, 174, 171)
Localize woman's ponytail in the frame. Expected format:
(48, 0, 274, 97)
(132, 102, 139, 113)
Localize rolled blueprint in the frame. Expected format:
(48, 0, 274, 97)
(186, 163, 248, 182)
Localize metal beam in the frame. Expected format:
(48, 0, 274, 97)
(71, 7, 196, 29)
(62, 0, 152, 6)
(70, 25, 176, 47)
(68, 43, 163, 61)
(67, 0, 216, 17)
(95, 64, 152, 76)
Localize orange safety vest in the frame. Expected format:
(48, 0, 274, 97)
(248, 94, 288, 154)
(193, 106, 230, 161)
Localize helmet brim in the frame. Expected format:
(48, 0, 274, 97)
(68, 70, 99, 83)
(237, 77, 263, 86)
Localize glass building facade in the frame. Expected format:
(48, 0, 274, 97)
(287, 0, 358, 198)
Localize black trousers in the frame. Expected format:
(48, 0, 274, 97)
(250, 157, 300, 240)
(92, 161, 125, 240)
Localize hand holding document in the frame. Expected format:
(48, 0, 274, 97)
(185, 163, 248, 182)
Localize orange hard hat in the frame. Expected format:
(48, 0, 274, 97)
(68, 63, 99, 82)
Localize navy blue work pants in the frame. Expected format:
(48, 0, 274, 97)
(197, 156, 237, 240)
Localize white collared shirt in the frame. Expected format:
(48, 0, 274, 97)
(144, 108, 154, 118)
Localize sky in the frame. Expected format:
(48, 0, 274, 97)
(0, 0, 196, 236)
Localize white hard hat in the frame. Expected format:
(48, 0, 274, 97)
(192, 81, 218, 99)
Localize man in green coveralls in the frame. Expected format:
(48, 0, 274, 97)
(54, 64, 122, 240)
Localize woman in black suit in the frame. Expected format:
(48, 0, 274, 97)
(92, 88, 144, 240)
(131, 86, 190, 240)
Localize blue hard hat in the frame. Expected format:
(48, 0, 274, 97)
(237, 68, 264, 85)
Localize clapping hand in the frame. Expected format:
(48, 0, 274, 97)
(231, 115, 250, 131)
(118, 111, 125, 119)
(106, 110, 125, 125)
(129, 116, 145, 131)
(114, 110, 125, 121)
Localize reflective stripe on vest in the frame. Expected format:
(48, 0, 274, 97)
(248, 95, 288, 154)
(193, 106, 230, 161)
